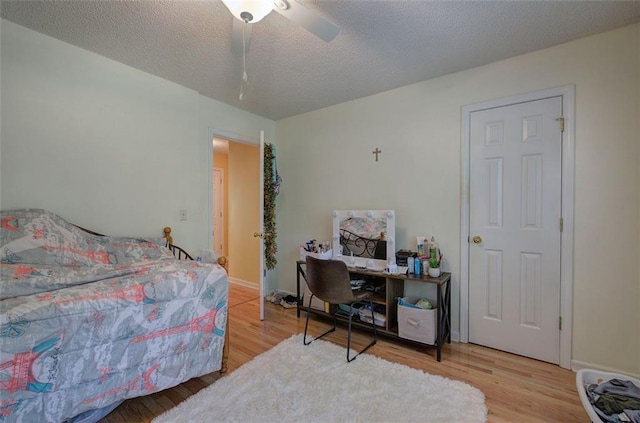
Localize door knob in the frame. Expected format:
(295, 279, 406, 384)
(472, 236, 482, 244)
(253, 232, 264, 238)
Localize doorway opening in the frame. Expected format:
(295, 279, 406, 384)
(212, 136, 260, 291)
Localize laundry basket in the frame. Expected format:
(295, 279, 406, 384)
(576, 368, 640, 422)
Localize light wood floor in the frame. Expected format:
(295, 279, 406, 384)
(103, 283, 588, 422)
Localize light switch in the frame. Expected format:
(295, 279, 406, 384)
(179, 209, 188, 221)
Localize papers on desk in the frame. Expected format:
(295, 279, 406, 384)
(385, 266, 408, 275)
(342, 257, 387, 273)
(366, 265, 386, 272)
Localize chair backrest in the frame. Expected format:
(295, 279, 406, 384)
(305, 256, 355, 304)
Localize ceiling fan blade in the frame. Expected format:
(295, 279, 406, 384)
(231, 18, 252, 55)
(273, 0, 339, 42)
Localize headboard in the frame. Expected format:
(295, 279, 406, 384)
(74, 224, 227, 269)
(162, 226, 228, 269)
(162, 226, 193, 260)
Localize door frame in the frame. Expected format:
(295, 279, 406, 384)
(459, 85, 575, 369)
(213, 167, 225, 256)
(208, 128, 266, 318)
(208, 128, 258, 251)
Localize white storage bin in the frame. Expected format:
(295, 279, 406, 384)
(397, 296, 436, 345)
(303, 283, 327, 311)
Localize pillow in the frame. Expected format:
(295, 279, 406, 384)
(1, 209, 115, 266)
(198, 249, 220, 263)
(106, 237, 175, 264)
(148, 237, 169, 248)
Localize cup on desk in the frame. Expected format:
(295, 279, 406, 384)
(423, 260, 430, 275)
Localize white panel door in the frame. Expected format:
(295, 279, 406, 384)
(469, 96, 562, 364)
(258, 131, 266, 321)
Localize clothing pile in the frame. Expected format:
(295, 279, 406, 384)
(585, 378, 640, 422)
(265, 291, 297, 309)
(280, 295, 297, 309)
(398, 297, 433, 310)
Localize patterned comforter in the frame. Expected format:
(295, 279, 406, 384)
(0, 209, 228, 423)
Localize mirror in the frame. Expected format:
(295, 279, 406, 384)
(332, 210, 395, 270)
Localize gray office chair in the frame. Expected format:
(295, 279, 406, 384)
(303, 256, 378, 362)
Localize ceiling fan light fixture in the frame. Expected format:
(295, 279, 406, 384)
(273, 0, 289, 11)
(221, 0, 273, 23)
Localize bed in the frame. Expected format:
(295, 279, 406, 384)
(0, 209, 229, 423)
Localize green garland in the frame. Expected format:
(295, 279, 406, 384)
(263, 143, 280, 270)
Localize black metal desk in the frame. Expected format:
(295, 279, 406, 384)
(296, 260, 451, 362)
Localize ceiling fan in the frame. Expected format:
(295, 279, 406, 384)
(221, 0, 340, 54)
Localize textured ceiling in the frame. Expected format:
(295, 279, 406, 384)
(2, 1, 639, 121)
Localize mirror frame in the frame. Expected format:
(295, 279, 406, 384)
(332, 210, 395, 269)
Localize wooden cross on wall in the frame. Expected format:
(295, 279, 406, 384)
(372, 148, 382, 162)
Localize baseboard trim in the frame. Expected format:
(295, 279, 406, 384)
(571, 360, 640, 378)
(229, 277, 259, 290)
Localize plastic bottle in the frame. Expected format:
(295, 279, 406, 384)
(407, 257, 415, 274)
(417, 236, 425, 257)
(414, 257, 421, 275)
(429, 236, 438, 260)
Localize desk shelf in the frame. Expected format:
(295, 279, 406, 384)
(296, 260, 451, 362)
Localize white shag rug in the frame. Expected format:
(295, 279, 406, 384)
(153, 334, 487, 423)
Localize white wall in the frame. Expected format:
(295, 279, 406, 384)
(0, 18, 3, 211)
(273, 24, 640, 374)
(1, 20, 274, 254)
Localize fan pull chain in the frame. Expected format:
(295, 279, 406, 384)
(239, 20, 249, 100)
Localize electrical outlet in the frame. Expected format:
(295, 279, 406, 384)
(179, 209, 188, 221)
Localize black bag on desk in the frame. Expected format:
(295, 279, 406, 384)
(395, 249, 417, 266)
